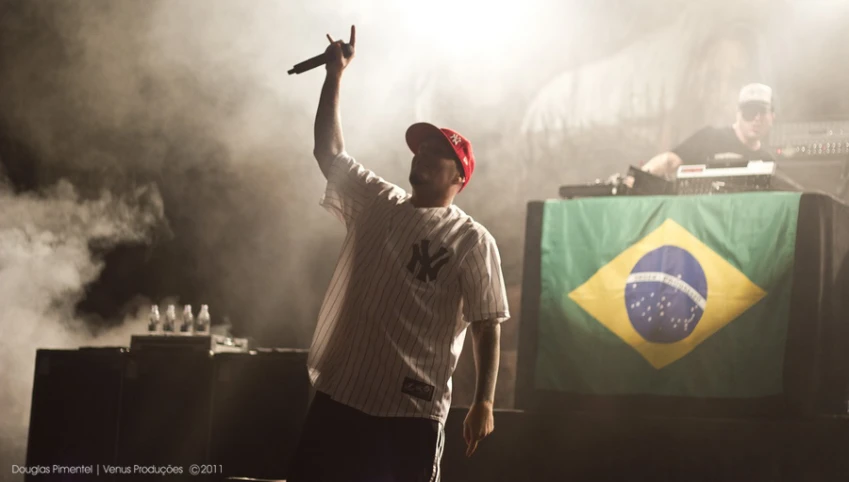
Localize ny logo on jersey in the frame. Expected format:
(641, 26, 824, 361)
(407, 239, 450, 282)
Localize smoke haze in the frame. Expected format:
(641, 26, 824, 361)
(0, 177, 165, 474)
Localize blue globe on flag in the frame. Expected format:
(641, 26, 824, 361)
(625, 246, 708, 343)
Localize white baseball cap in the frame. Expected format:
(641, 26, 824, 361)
(738, 83, 773, 106)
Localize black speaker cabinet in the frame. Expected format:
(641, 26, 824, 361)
(778, 156, 849, 202)
(26, 348, 311, 481)
(209, 349, 311, 480)
(25, 348, 125, 481)
(115, 349, 214, 481)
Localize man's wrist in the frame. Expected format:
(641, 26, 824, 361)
(471, 399, 494, 408)
(325, 70, 343, 82)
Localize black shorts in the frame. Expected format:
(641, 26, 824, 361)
(288, 391, 445, 482)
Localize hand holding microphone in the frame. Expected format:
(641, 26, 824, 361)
(288, 25, 356, 75)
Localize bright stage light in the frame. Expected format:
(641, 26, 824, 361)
(398, 0, 537, 62)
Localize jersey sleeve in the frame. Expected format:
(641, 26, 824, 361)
(459, 232, 510, 323)
(671, 127, 715, 165)
(320, 152, 396, 228)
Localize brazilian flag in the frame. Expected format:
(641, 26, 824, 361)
(536, 192, 801, 398)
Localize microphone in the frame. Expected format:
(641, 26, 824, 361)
(288, 43, 354, 75)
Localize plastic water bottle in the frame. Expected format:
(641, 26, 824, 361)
(147, 305, 160, 333)
(163, 304, 177, 333)
(195, 304, 210, 334)
(180, 304, 194, 334)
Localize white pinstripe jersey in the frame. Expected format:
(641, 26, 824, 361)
(307, 152, 510, 423)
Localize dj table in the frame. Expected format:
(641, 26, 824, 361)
(517, 192, 849, 418)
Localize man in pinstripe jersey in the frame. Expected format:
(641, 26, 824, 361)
(288, 26, 510, 482)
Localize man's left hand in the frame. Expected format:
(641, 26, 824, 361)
(463, 401, 494, 457)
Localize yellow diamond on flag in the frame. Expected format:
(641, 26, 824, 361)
(568, 219, 766, 369)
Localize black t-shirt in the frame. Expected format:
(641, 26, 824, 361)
(672, 126, 775, 166)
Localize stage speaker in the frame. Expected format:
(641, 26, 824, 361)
(777, 156, 849, 201)
(209, 349, 311, 480)
(26, 348, 125, 481)
(115, 349, 214, 481)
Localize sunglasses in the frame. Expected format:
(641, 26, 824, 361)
(740, 104, 771, 121)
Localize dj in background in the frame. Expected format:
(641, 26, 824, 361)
(641, 83, 777, 179)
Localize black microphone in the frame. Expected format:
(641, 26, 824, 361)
(288, 43, 354, 75)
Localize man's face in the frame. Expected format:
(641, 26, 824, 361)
(736, 102, 775, 142)
(409, 136, 464, 192)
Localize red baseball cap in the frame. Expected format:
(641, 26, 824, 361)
(405, 122, 475, 191)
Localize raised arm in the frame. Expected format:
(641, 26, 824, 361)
(314, 25, 356, 178)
